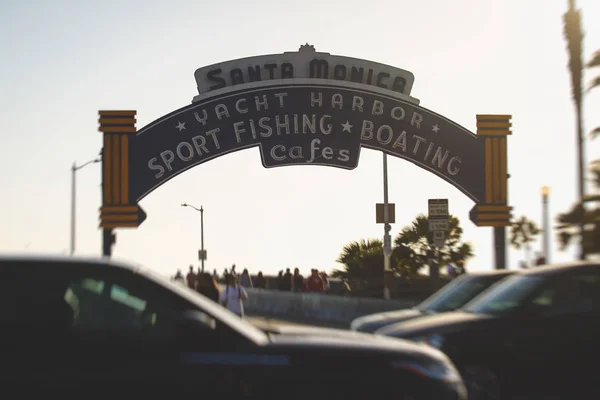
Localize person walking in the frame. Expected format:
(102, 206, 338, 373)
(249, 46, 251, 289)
(292, 268, 304, 292)
(306, 269, 325, 293)
(185, 265, 196, 289)
(254, 271, 266, 289)
(219, 274, 248, 318)
(196, 272, 220, 303)
(240, 269, 253, 288)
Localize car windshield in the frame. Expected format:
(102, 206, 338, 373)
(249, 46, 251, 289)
(417, 274, 509, 312)
(463, 275, 545, 316)
(140, 268, 269, 345)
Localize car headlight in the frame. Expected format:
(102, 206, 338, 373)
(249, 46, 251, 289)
(411, 333, 445, 349)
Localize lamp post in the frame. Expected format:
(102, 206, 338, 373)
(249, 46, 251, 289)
(541, 186, 551, 263)
(181, 203, 205, 272)
(70, 157, 101, 255)
(382, 153, 392, 300)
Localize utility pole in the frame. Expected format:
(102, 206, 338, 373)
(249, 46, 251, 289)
(182, 203, 206, 271)
(70, 157, 101, 255)
(200, 205, 205, 272)
(541, 186, 551, 263)
(382, 153, 392, 300)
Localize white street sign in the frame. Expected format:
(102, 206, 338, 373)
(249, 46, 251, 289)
(429, 219, 450, 231)
(428, 199, 449, 218)
(433, 230, 446, 247)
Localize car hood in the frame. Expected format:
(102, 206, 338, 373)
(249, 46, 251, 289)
(267, 324, 450, 359)
(376, 310, 491, 338)
(258, 324, 463, 384)
(350, 308, 426, 332)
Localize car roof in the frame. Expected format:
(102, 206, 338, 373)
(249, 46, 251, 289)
(518, 261, 599, 277)
(0, 253, 143, 273)
(466, 269, 516, 276)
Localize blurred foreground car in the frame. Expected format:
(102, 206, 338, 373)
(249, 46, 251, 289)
(0, 255, 466, 400)
(376, 262, 600, 400)
(350, 270, 515, 333)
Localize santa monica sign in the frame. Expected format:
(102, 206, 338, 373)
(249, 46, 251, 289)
(97, 44, 512, 258)
(193, 43, 415, 99)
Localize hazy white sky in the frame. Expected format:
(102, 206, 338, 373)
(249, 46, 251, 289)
(1, 0, 599, 278)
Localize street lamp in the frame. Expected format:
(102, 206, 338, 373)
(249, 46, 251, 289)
(382, 153, 392, 300)
(181, 203, 205, 272)
(541, 186, 551, 263)
(70, 157, 101, 255)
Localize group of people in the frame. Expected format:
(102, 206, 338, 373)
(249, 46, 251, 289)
(172, 263, 335, 316)
(276, 268, 330, 293)
(173, 265, 248, 317)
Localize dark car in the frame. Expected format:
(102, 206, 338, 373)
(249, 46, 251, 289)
(350, 270, 515, 333)
(0, 255, 466, 399)
(376, 262, 600, 400)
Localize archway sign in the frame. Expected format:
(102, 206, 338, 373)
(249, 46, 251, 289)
(97, 44, 513, 267)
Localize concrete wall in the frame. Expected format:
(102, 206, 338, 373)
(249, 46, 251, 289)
(182, 279, 420, 325)
(241, 288, 419, 325)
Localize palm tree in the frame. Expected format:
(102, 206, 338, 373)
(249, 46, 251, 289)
(332, 239, 384, 291)
(589, 50, 600, 141)
(557, 163, 600, 255)
(509, 216, 541, 267)
(563, 0, 586, 259)
(557, 41, 600, 256)
(393, 214, 474, 278)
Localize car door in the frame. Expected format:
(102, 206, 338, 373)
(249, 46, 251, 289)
(62, 264, 267, 396)
(535, 271, 600, 396)
(1, 260, 285, 398)
(504, 271, 600, 396)
(65, 263, 293, 399)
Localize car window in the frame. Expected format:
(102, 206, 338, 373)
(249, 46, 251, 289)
(110, 284, 147, 312)
(526, 272, 600, 317)
(419, 274, 510, 312)
(65, 275, 215, 338)
(463, 275, 545, 316)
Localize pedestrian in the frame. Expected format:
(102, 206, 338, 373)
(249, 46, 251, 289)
(306, 269, 325, 293)
(240, 269, 253, 288)
(282, 268, 293, 291)
(196, 272, 220, 303)
(185, 265, 196, 289)
(446, 263, 457, 279)
(276, 270, 285, 291)
(254, 271, 266, 289)
(292, 268, 304, 292)
(320, 271, 330, 293)
(219, 273, 248, 318)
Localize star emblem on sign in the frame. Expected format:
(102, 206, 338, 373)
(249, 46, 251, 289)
(176, 121, 186, 132)
(341, 121, 353, 133)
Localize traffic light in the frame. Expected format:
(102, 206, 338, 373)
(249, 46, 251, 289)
(103, 228, 116, 257)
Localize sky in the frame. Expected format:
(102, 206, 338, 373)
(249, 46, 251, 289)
(1, 0, 599, 279)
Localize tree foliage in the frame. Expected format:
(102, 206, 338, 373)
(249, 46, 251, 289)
(331, 239, 383, 282)
(509, 216, 541, 266)
(393, 214, 473, 277)
(557, 163, 600, 255)
(556, 45, 600, 256)
(509, 216, 541, 250)
(334, 214, 474, 282)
